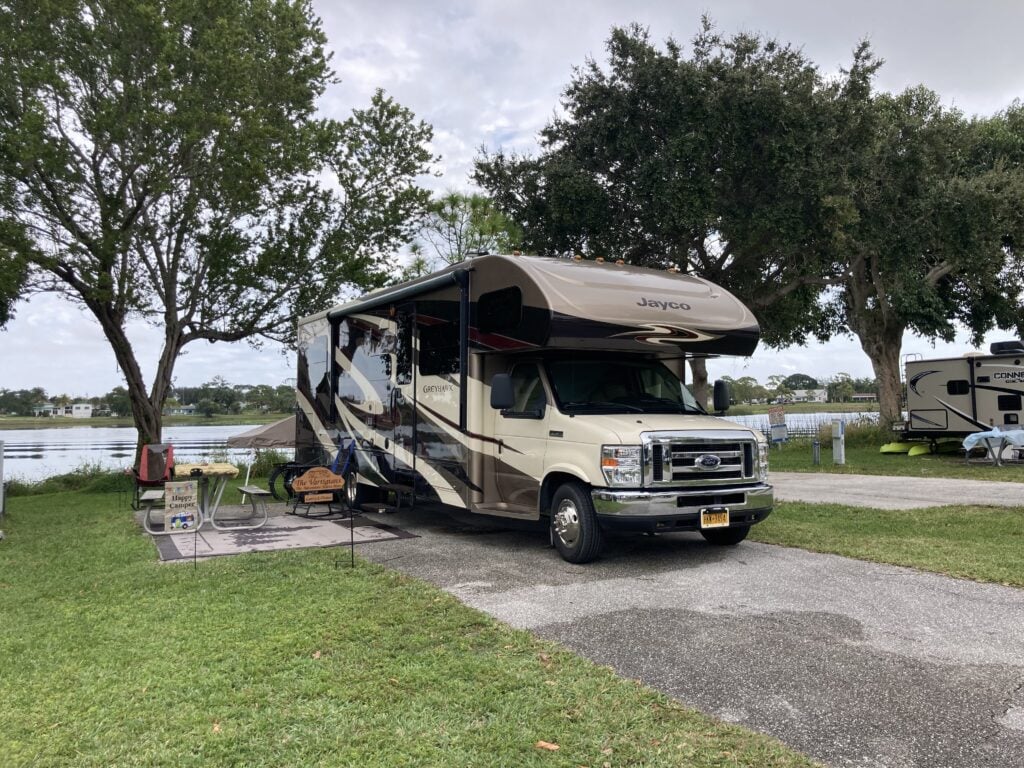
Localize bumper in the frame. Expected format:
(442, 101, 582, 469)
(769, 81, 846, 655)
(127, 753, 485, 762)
(591, 483, 773, 533)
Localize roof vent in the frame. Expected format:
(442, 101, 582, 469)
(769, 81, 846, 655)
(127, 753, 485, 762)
(990, 340, 1024, 355)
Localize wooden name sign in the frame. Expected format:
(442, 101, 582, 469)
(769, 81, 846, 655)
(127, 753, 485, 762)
(291, 467, 345, 497)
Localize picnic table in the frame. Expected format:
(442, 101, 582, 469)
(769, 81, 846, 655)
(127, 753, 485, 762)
(962, 428, 1024, 466)
(143, 462, 268, 535)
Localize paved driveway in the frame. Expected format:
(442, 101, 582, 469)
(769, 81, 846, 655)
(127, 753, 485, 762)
(771, 471, 1024, 509)
(361, 499, 1024, 768)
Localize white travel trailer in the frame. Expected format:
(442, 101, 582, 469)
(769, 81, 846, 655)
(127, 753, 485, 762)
(903, 341, 1024, 437)
(294, 254, 772, 562)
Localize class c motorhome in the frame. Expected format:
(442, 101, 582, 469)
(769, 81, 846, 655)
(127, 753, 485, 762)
(902, 341, 1024, 437)
(294, 254, 772, 562)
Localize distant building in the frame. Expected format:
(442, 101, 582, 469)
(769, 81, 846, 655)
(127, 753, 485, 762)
(164, 404, 197, 416)
(791, 388, 828, 403)
(32, 404, 59, 417)
(70, 403, 93, 418)
(851, 393, 878, 402)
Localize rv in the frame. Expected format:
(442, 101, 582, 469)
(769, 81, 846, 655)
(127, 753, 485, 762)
(903, 341, 1024, 437)
(294, 254, 772, 563)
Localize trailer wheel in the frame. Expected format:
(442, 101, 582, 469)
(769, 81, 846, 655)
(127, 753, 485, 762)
(343, 469, 380, 512)
(550, 481, 604, 563)
(699, 525, 750, 546)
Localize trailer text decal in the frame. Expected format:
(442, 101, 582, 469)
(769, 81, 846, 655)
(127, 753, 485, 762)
(993, 371, 1024, 381)
(636, 297, 692, 311)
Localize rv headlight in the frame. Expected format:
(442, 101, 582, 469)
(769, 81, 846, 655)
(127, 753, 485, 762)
(757, 440, 769, 481)
(601, 445, 643, 487)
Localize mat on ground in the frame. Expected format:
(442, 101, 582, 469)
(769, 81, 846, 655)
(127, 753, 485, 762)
(150, 514, 416, 561)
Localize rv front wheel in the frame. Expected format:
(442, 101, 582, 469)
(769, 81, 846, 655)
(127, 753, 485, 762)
(343, 470, 380, 512)
(550, 482, 604, 564)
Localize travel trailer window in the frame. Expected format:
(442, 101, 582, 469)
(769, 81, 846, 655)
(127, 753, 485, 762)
(998, 394, 1022, 411)
(946, 380, 970, 395)
(478, 287, 522, 334)
(546, 357, 703, 415)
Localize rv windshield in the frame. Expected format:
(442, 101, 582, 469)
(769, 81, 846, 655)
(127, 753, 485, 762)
(546, 357, 704, 415)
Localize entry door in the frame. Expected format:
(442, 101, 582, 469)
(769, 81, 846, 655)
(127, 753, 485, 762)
(389, 304, 417, 482)
(493, 362, 548, 510)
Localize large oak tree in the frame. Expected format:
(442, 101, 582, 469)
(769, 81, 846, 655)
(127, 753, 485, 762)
(0, 0, 435, 457)
(474, 22, 858, 403)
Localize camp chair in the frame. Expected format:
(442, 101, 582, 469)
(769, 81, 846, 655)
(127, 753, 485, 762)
(129, 443, 175, 511)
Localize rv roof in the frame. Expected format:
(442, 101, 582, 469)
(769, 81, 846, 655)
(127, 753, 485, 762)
(300, 254, 760, 356)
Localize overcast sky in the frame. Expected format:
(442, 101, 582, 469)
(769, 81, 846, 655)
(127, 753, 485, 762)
(2, 0, 1023, 396)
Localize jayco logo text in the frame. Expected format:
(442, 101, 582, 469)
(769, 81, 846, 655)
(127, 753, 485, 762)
(637, 297, 691, 311)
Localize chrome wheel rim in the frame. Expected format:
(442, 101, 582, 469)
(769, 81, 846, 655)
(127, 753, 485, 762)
(553, 498, 581, 547)
(345, 473, 358, 507)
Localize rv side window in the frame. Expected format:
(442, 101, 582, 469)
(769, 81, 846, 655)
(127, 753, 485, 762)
(419, 322, 459, 377)
(305, 334, 330, 405)
(946, 380, 970, 396)
(998, 394, 1022, 411)
(395, 308, 413, 385)
(478, 287, 522, 334)
(505, 364, 546, 417)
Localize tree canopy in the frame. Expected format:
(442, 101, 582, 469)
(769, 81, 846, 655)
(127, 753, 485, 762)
(475, 22, 1024, 423)
(0, 0, 435, 453)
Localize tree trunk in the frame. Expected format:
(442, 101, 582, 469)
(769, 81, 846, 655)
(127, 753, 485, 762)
(688, 357, 709, 410)
(90, 305, 180, 466)
(858, 327, 904, 433)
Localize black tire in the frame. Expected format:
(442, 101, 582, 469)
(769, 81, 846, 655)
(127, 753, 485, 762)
(550, 481, 604, 563)
(342, 468, 381, 512)
(700, 525, 750, 546)
(267, 464, 291, 501)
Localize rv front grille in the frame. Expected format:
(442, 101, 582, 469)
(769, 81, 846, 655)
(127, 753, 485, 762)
(644, 431, 759, 487)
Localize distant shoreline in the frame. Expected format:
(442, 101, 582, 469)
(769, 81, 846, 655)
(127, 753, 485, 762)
(0, 412, 290, 431)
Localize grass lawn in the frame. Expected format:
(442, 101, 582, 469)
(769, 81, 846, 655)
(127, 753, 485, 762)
(752, 501, 1024, 588)
(767, 439, 1024, 482)
(0, 492, 815, 768)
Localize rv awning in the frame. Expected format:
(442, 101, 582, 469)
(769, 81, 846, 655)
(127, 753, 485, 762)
(227, 416, 296, 449)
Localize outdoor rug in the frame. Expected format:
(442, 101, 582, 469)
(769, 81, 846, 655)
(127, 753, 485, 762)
(150, 514, 417, 562)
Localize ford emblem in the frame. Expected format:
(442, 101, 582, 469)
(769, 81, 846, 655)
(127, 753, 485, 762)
(696, 454, 722, 470)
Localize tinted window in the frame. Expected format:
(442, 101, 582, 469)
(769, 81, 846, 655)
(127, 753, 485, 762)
(946, 380, 970, 396)
(419, 322, 459, 376)
(998, 394, 1021, 411)
(478, 287, 522, 334)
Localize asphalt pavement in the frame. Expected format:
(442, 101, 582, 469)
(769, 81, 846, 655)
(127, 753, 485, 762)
(360, 479, 1024, 768)
(771, 471, 1024, 509)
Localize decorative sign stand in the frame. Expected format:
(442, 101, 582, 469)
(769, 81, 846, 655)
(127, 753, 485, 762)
(164, 480, 201, 532)
(768, 405, 788, 445)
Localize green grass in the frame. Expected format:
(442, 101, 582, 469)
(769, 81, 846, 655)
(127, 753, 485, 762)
(767, 439, 1024, 482)
(0, 492, 815, 767)
(752, 501, 1024, 587)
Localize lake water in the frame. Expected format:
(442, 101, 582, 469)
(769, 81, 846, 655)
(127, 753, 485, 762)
(0, 424, 292, 482)
(0, 411, 877, 482)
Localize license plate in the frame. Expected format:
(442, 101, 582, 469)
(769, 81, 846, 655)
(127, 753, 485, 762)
(700, 507, 730, 529)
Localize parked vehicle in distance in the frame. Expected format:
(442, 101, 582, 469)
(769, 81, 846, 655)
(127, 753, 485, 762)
(900, 340, 1024, 438)
(293, 254, 772, 563)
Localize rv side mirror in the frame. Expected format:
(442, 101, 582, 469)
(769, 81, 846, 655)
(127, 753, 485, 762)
(713, 380, 731, 414)
(490, 373, 515, 410)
